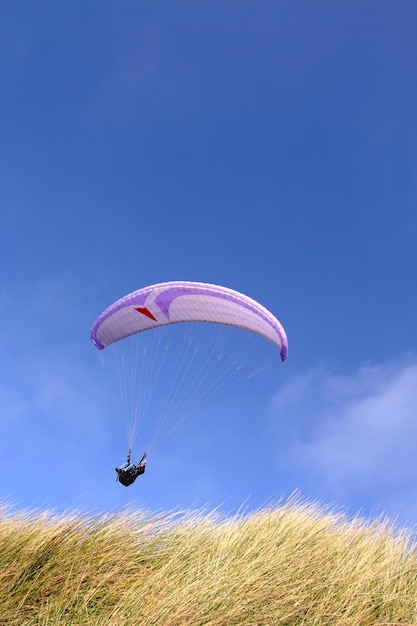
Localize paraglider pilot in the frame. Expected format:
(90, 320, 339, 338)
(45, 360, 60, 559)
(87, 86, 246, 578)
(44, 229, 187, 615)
(115, 451, 147, 487)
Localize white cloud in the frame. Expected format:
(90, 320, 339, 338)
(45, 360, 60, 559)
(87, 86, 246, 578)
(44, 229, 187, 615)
(269, 356, 417, 524)
(0, 302, 120, 510)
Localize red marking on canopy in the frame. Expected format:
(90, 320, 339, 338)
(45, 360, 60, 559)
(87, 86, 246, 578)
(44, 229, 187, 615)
(134, 307, 158, 321)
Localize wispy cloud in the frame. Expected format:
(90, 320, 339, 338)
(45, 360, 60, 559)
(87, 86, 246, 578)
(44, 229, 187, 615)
(268, 356, 417, 524)
(0, 280, 119, 509)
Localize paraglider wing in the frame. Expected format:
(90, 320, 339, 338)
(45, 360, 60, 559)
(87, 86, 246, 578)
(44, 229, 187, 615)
(91, 281, 288, 361)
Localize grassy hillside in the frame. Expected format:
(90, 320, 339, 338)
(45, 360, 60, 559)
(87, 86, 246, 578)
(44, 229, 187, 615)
(0, 499, 416, 625)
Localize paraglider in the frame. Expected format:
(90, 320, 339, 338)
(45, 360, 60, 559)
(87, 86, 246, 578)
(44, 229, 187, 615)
(91, 280, 288, 361)
(91, 281, 288, 486)
(115, 451, 147, 487)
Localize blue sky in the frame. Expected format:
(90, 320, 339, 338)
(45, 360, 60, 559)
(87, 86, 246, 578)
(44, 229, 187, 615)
(1, 1, 416, 527)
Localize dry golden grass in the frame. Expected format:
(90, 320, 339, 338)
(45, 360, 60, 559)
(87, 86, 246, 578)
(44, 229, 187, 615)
(0, 498, 416, 625)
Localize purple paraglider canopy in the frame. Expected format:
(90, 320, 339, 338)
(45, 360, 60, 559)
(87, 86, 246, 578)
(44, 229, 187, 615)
(91, 281, 288, 361)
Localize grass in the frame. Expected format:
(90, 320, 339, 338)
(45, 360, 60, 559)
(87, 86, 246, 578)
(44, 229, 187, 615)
(0, 498, 416, 625)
